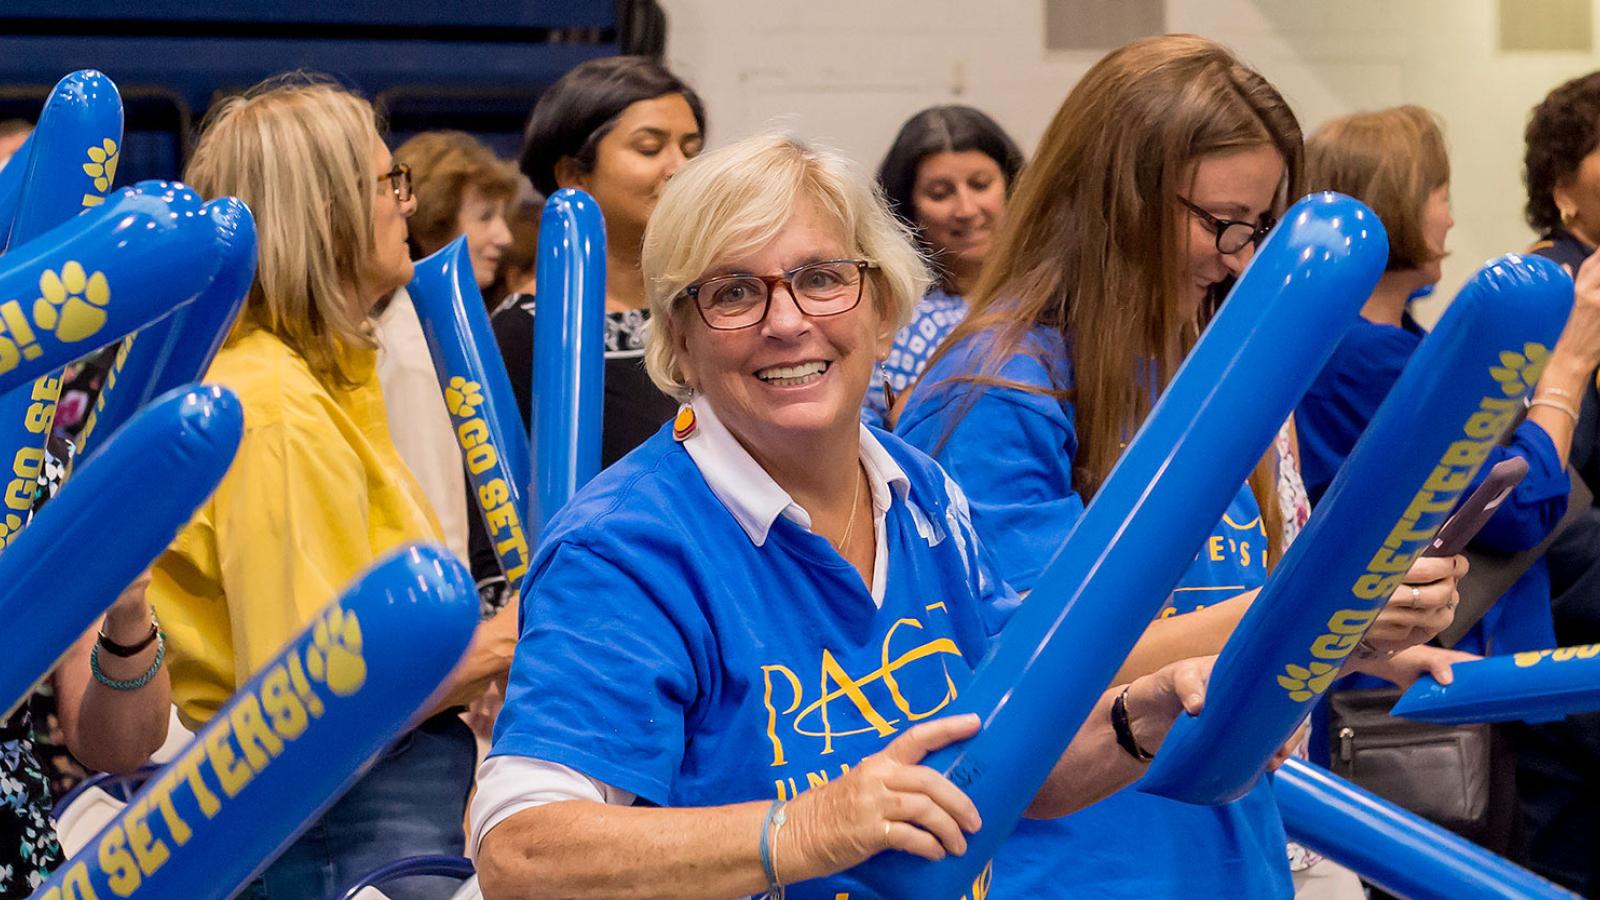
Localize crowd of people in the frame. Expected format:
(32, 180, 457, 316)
(6, 30, 1600, 900)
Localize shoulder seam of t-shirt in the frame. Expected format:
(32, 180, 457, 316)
(549, 441, 689, 539)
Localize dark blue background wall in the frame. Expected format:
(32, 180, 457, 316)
(0, 2, 621, 183)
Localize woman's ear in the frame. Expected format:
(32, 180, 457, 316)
(673, 315, 698, 389)
(871, 287, 896, 361)
(554, 157, 588, 191)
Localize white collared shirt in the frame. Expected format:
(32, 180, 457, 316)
(468, 395, 910, 858)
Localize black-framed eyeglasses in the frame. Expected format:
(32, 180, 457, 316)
(683, 259, 877, 331)
(1177, 195, 1275, 255)
(379, 162, 413, 204)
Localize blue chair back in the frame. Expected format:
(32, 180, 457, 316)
(337, 854, 476, 900)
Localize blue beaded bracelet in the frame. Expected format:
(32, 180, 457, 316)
(759, 797, 787, 899)
(90, 631, 165, 691)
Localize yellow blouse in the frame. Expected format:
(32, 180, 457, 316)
(149, 328, 442, 729)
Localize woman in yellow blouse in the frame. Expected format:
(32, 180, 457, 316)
(148, 75, 514, 900)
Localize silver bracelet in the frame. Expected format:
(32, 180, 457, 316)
(1529, 397, 1580, 425)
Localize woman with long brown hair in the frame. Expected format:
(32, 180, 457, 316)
(897, 35, 1465, 896)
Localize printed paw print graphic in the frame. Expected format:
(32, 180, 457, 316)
(33, 262, 110, 342)
(1489, 343, 1550, 397)
(444, 376, 484, 418)
(0, 514, 22, 550)
(303, 605, 367, 697)
(82, 139, 119, 194)
(1276, 661, 1339, 703)
(1513, 650, 1552, 668)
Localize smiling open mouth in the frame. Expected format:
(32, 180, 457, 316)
(755, 361, 830, 387)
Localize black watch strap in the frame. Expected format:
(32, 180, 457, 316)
(1111, 688, 1154, 763)
(98, 617, 159, 657)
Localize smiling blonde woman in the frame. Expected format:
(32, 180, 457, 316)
(471, 132, 1224, 900)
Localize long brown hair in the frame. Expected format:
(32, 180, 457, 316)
(920, 34, 1303, 566)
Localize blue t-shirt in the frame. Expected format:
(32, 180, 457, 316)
(897, 324, 1292, 899)
(1296, 315, 1567, 656)
(862, 287, 968, 428)
(490, 424, 1021, 899)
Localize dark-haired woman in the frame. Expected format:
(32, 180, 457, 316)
(492, 56, 704, 466)
(1517, 71, 1600, 895)
(1528, 72, 1600, 488)
(863, 105, 1023, 426)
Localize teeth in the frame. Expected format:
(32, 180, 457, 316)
(757, 361, 827, 384)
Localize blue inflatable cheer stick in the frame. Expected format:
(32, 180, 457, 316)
(75, 195, 256, 463)
(3, 69, 124, 254)
(0, 69, 125, 543)
(1275, 759, 1574, 899)
(530, 188, 605, 534)
(409, 235, 533, 588)
(0, 183, 230, 397)
(1140, 253, 1572, 805)
(849, 193, 1387, 899)
(0, 134, 33, 244)
(31, 544, 479, 900)
(0, 385, 241, 717)
(1391, 644, 1600, 725)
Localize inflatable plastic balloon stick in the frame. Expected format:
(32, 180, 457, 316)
(850, 193, 1387, 899)
(1275, 759, 1574, 899)
(0, 70, 125, 544)
(0, 183, 229, 397)
(1392, 644, 1600, 725)
(31, 544, 479, 900)
(410, 235, 533, 588)
(76, 195, 256, 463)
(1141, 253, 1572, 805)
(4, 69, 124, 252)
(530, 188, 605, 534)
(0, 385, 241, 717)
(0, 134, 33, 245)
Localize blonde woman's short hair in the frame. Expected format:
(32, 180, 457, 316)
(642, 132, 931, 401)
(185, 74, 381, 387)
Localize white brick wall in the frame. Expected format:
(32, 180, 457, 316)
(661, 0, 1600, 319)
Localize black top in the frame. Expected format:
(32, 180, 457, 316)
(1529, 229, 1600, 492)
(467, 292, 679, 596)
(489, 292, 679, 465)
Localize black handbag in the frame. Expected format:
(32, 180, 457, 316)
(1325, 687, 1497, 838)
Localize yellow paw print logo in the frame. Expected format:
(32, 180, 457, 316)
(303, 605, 366, 697)
(33, 262, 110, 343)
(82, 139, 118, 193)
(444, 376, 484, 418)
(1277, 661, 1339, 702)
(1489, 343, 1550, 397)
(0, 514, 22, 550)
(1513, 650, 1552, 668)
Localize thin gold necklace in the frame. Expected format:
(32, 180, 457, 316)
(832, 465, 864, 553)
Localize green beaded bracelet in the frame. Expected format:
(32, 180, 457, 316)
(90, 631, 165, 691)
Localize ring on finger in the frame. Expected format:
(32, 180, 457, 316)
(1410, 585, 1422, 607)
(885, 821, 893, 840)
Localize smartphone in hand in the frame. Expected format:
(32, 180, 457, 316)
(1422, 457, 1529, 557)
